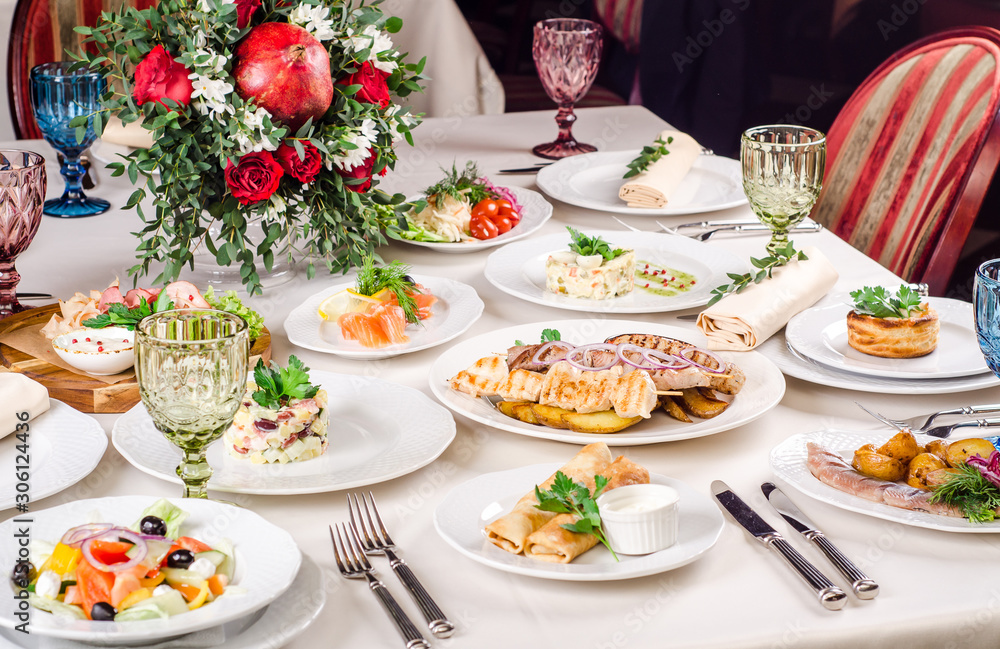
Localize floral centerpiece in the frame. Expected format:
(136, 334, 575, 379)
(74, 0, 424, 293)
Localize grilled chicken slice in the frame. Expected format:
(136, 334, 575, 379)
(538, 362, 622, 413)
(610, 369, 658, 418)
(497, 369, 545, 402)
(448, 355, 508, 397)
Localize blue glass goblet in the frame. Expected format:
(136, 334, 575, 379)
(29, 62, 110, 218)
(974, 259, 1000, 377)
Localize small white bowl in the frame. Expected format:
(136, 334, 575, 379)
(597, 483, 680, 555)
(52, 327, 135, 376)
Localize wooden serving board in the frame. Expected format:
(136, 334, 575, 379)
(0, 304, 272, 413)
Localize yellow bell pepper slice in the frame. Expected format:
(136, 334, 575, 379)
(40, 543, 82, 578)
(186, 581, 210, 611)
(140, 573, 166, 589)
(118, 587, 152, 611)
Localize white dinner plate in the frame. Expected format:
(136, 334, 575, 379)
(397, 186, 552, 252)
(434, 463, 723, 580)
(0, 399, 107, 511)
(112, 371, 456, 494)
(758, 335, 1000, 394)
(0, 554, 326, 649)
(785, 296, 990, 379)
(535, 151, 746, 215)
(0, 496, 302, 643)
(284, 274, 484, 360)
(770, 429, 1000, 532)
(483, 229, 746, 314)
(429, 320, 785, 445)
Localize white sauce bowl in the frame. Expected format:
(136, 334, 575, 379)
(597, 483, 680, 555)
(51, 327, 135, 376)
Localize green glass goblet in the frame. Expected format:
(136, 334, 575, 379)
(135, 310, 249, 498)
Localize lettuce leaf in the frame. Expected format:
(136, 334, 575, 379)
(203, 287, 265, 340)
(133, 499, 189, 540)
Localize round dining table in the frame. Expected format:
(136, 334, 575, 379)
(4, 105, 1000, 649)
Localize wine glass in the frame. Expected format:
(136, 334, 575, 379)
(135, 310, 249, 499)
(29, 62, 110, 218)
(531, 18, 603, 159)
(740, 125, 826, 255)
(974, 259, 1000, 377)
(0, 150, 47, 320)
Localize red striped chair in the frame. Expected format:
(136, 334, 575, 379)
(7, 0, 158, 139)
(812, 26, 1000, 295)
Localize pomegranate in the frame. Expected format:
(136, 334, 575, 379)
(232, 22, 333, 131)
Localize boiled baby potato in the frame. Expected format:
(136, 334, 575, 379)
(852, 449, 907, 482)
(925, 439, 949, 464)
(946, 438, 997, 467)
(876, 431, 920, 465)
(906, 452, 948, 490)
(677, 388, 730, 419)
(529, 404, 573, 429)
(561, 410, 643, 434)
(925, 467, 961, 487)
(661, 396, 692, 423)
(496, 401, 539, 425)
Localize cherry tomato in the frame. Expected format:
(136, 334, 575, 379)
(496, 199, 513, 212)
(471, 199, 499, 220)
(504, 208, 520, 225)
(490, 214, 513, 234)
(496, 199, 520, 225)
(469, 213, 499, 240)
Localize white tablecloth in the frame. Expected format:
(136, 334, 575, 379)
(5, 106, 1000, 649)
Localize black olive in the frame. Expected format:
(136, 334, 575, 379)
(402, 275, 415, 285)
(167, 549, 195, 569)
(10, 561, 35, 589)
(91, 602, 116, 621)
(139, 515, 168, 537)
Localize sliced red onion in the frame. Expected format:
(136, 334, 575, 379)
(81, 528, 147, 573)
(641, 349, 693, 371)
(616, 344, 662, 370)
(679, 346, 727, 374)
(967, 451, 1000, 489)
(565, 343, 619, 371)
(530, 340, 575, 366)
(61, 523, 114, 548)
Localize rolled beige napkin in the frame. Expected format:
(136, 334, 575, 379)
(100, 118, 154, 149)
(0, 373, 50, 439)
(696, 246, 839, 351)
(619, 130, 700, 208)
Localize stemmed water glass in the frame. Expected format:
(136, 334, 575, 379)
(740, 125, 826, 255)
(29, 62, 110, 217)
(135, 310, 249, 499)
(974, 259, 1000, 378)
(531, 18, 603, 159)
(0, 151, 47, 320)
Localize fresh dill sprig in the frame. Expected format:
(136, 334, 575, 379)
(422, 161, 495, 208)
(354, 255, 420, 324)
(929, 463, 1000, 523)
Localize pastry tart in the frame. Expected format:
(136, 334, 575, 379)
(846, 304, 940, 358)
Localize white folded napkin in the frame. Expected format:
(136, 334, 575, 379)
(696, 246, 839, 351)
(619, 130, 700, 208)
(100, 118, 154, 149)
(0, 373, 49, 439)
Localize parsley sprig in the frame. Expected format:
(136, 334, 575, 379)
(623, 136, 674, 179)
(82, 290, 174, 330)
(707, 242, 808, 306)
(566, 227, 627, 261)
(849, 285, 923, 319)
(514, 328, 561, 347)
(929, 463, 1000, 523)
(355, 255, 420, 324)
(251, 356, 320, 410)
(421, 161, 496, 209)
(535, 471, 618, 561)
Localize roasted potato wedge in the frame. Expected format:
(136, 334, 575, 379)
(946, 438, 997, 467)
(906, 452, 948, 490)
(660, 396, 692, 423)
(925, 439, 949, 464)
(857, 443, 879, 454)
(876, 431, 920, 465)
(677, 388, 730, 419)
(496, 401, 540, 425)
(529, 404, 573, 429)
(853, 449, 907, 482)
(561, 410, 643, 434)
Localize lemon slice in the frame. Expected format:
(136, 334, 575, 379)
(318, 289, 381, 321)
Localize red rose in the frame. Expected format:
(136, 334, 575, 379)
(336, 149, 377, 193)
(225, 151, 284, 204)
(133, 45, 193, 108)
(337, 61, 391, 109)
(275, 141, 322, 183)
(234, 0, 260, 28)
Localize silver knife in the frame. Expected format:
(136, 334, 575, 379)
(711, 480, 847, 611)
(762, 482, 879, 600)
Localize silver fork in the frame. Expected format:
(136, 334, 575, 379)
(329, 523, 430, 649)
(869, 404, 1000, 432)
(349, 492, 455, 638)
(854, 401, 1000, 438)
(659, 221, 824, 241)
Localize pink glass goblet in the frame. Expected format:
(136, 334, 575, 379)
(532, 18, 603, 159)
(0, 151, 47, 319)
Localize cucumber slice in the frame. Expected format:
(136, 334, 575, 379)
(193, 550, 226, 567)
(126, 539, 173, 569)
(114, 590, 188, 621)
(28, 594, 87, 620)
(160, 567, 207, 587)
(212, 539, 236, 582)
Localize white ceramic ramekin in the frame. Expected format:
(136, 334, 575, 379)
(597, 483, 680, 555)
(52, 327, 135, 375)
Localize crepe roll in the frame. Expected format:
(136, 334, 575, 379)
(523, 456, 650, 563)
(485, 442, 613, 554)
(618, 130, 700, 208)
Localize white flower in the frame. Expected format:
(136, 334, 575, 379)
(358, 118, 378, 144)
(192, 49, 228, 75)
(331, 130, 374, 171)
(346, 25, 397, 74)
(289, 4, 336, 41)
(243, 106, 272, 131)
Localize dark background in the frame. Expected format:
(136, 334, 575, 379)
(456, 0, 1000, 297)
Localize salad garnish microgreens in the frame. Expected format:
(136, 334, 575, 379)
(354, 255, 420, 323)
(82, 291, 174, 330)
(515, 328, 561, 346)
(204, 286, 265, 340)
(566, 227, 626, 261)
(624, 136, 673, 179)
(535, 471, 618, 561)
(849, 285, 923, 319)
(707, 242, 807, 306)
(929, 460, 1000, 523)
(252, 356, 320, 410)
(421, 161, 496, 208)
